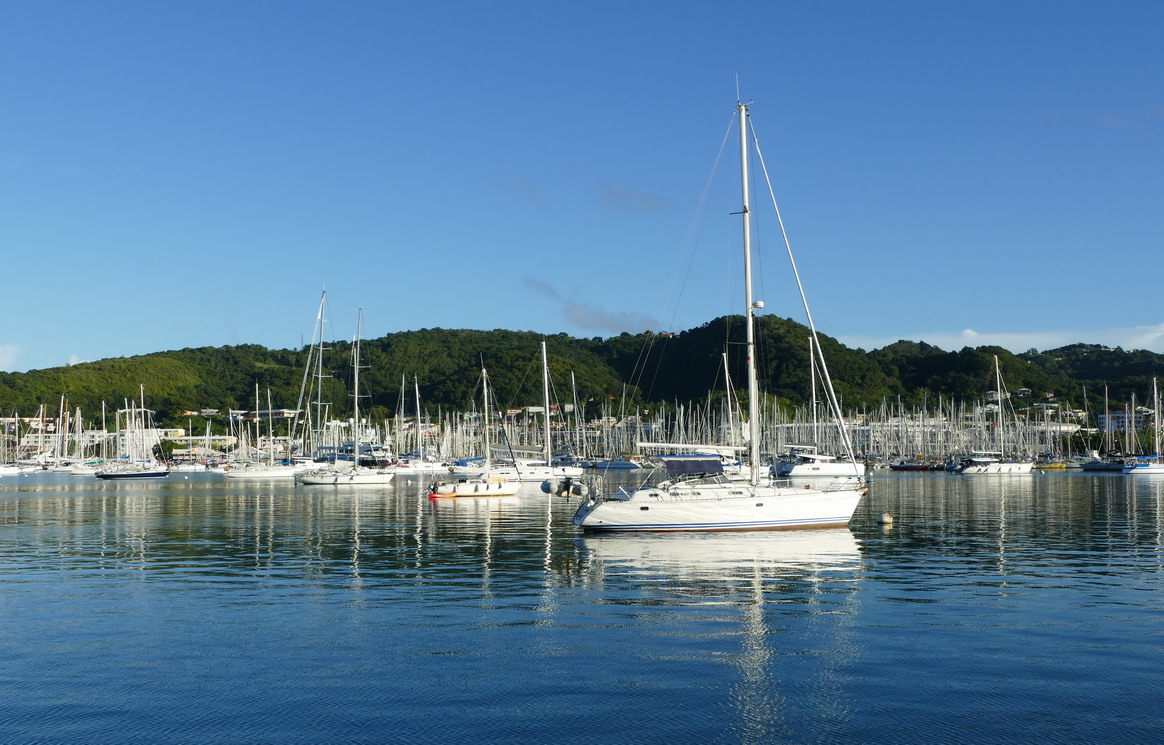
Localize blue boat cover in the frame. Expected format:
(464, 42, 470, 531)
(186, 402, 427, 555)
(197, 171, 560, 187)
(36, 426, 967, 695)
(659, 456, 724, 476)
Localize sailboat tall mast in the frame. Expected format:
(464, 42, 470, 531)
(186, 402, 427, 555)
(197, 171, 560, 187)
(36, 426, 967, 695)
(352, 310, 362, 458)
(414, 375, 423, 456)
(995, 355, 1005, 460)
(1153, 377, 1160, 463)
(482, 367, 492, 470)
(291, 291, 327, 458)
(739, 102, 761, 486)
(541, 342, 552, 465)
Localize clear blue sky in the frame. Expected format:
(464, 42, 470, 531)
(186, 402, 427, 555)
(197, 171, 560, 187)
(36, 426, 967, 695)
(2, 1, 1161, 373)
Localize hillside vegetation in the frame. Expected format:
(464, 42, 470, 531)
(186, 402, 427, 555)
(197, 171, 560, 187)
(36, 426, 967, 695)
(1, 317, 1161, 428)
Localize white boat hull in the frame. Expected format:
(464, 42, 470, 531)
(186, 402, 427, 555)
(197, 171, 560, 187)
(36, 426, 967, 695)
(468, 465, 584, 483)
(392, 459, 451, 475)
(573, 481, 866, 532)
(1124, 462, 1164, 475)
(169, 463, 210, 473)
(225, 464, 303, 480)
(958, 461, 1034, 475)
(776, 462, 866, 478)
(296, 466, 395, 485)
(429, 478, 520, 497)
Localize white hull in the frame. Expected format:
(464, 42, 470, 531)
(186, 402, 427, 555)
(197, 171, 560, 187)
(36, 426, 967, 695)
(958, 461, 1034, 475)
(296, 466, 396, 485)
(430, 477, 520, 497)
(1124, 462, 1164, 475)
(469, 464, 584, 483)
(776, 461, 866, 478)
(449, 458, 584, 482)
(392, 458, 451, 475)
(225, 463, 305, 480)
(169, 463, 211, 473)
(774, 446, 865, 478)
(448, 461, 486, 476)
(573, 480, 866, 532)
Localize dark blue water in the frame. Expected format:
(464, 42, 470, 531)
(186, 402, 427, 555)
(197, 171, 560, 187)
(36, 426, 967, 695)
(1, 472, 1162, 743)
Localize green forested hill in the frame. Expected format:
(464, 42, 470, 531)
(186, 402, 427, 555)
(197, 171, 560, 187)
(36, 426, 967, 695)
(1, 320, 1162, 427)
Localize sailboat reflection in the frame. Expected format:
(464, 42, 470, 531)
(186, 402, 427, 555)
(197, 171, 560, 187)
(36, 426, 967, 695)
(579, 528, 862, 580)
(578, 528, 863, 741)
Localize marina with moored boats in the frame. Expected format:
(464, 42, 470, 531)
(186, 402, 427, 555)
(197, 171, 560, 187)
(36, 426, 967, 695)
(2, 372, 1160, 482)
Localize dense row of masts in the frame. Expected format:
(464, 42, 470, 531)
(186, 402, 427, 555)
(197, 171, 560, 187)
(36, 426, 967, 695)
(5, 378, 1160, 468)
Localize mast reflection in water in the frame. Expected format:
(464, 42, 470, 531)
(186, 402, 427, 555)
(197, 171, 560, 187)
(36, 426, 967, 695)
(1, 471, 1162, 743)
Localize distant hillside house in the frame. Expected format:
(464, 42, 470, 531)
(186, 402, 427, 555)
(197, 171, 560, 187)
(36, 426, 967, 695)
(252, 409, 299, 420)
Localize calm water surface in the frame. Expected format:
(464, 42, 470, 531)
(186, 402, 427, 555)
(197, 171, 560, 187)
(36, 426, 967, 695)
(2, 471, 1162, 743)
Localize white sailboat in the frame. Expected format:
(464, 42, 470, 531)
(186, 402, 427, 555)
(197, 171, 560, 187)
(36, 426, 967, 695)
(393, 453, 450, 474)
(234, 295, 331, 478)
(1124, 378, 1164, 475)
(296, 310, 396, 486)
(226, 386, 306, 480)
(775, 445, 866, 478)
(95, 386, 170, 479)
(775, 338, 865, 478)
(391, 377, 450, 475)
(956, 355, 1033, 475)
(471, 342, 587, 485)
(573, 101, 867, 531)
(429, 368, 520, 497)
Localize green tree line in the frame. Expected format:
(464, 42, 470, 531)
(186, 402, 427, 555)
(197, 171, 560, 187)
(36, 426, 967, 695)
(0, 318, 1161, 428)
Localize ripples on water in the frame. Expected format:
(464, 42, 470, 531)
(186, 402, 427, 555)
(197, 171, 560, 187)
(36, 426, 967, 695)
(1, 472, 1162, 743)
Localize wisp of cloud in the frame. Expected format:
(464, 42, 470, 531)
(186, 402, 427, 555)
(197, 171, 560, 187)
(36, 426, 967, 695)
(523, 277, 658, 334)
